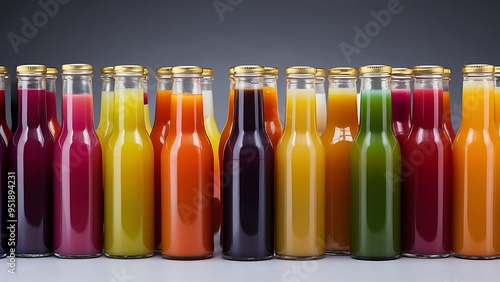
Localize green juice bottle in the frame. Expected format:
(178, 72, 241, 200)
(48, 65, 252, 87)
(350, 65, 401, 260)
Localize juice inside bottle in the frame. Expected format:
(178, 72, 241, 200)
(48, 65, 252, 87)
(275, 66, 325, 259)
(452, 64, 500, 259)
(322, 67, 358, 254)
(104, 65, 154, 258)
(46, 67, 61, 139)
(96, 67, 114, 146)
(390, 68, 412, 146)
(162, 66, 213, 259)
(262, 66, 283, 149)
(443, 68, 456, 141)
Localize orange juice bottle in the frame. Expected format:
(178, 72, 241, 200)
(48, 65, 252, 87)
(201, 68, 222, 233)
(453, 64, 500, 259)
(262, 66, 283, 149)
(322, 67, 358, 255)
(103, 65, 154, 258)
(315, 68, 327, 135)
(150, 66, 173, 250)
(161, 66, 214, 259)
(275, 66, 325, 259)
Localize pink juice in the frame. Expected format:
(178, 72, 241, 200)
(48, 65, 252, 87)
(47, 90, 61, 139)
(0, 89, 12, 143)
(53, 94, 102, 257)
(8, 88, 54, 256)
(391, 89, 411, 145)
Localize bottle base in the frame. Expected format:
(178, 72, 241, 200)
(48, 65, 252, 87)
(223, 254, 273, 261)
(55, 252, 102, 259)
(452, 252, 500, 260)
(16, 252, 53, 258)
(104, 252, 154, 259)
(326, 250, 350, 256)
(402, 252, 450, 259)
(162, 253, 213, 260)
(275, 253, 326, 261)
(351, 254, 400, 261)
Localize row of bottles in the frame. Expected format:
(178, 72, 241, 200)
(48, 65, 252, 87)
(1, 63, 500, 261)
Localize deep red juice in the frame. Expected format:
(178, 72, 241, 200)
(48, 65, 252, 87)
(391, 89, 411, 145)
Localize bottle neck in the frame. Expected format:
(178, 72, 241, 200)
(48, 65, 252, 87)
(359, 75, 392, 133)
(285, 75, 317, 132)
(171, 75, 204, 133)
(390, 77, 411, 125)
(461, 75, 495, 129)
(17, 75, 48, 129)
(99, 76, 114, 124)
(315, 77, 325, 95)
(154, 76, 172, 124)
(263, 75, 280, 123)
(412, 76, 443, 129)
(232, 75, 265, 133)
(0, 76, 6, 121)
(327, 76, 358, 127)
(46, 76, 58, 121)
(143, 76, 149, 105)
(202, 76, 215, 118)
(62, 73, 95, 131)
(113, 75, 146, 131)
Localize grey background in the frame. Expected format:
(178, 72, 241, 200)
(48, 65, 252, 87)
(1, 0, 499, 131)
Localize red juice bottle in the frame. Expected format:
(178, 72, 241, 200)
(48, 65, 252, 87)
(46, 67, 61, 139)
(150, 66, 173, 250)
(390, 68, 412, 146)
(0, 66, 12, 144)
(53, 64, 102, 258)
(8, 65, 54, 257)
(401, 65, 452, 257)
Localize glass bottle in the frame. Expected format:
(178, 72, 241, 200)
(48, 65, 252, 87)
(442, 68, 456, 141)
(222, 65, 274, 260)
(46, 67, 61, 139)
(494, 66, 500, 133)
(201, 68, 221, 233)
(350, 65, 401, 260)
(96, 66, 114, 146)
(315, 68, 327, 135)
(161, 66, 214, 259)
(390, 68, 412, 146)
(103, 65, 154, 258)
(452, 64, 500, 259)
(0, 66, 8, 258)
(150, 66, 173, 250)
(262, 66, 283, 149)
(401, 65, 451, 258)
(322, 67, 358, 255)
(53, 64, 102, 258)
(275, 66, 325, 260)
(0, 66, 11, 143)
(143, 67, 153, 134)
(8, 64, 54, 257)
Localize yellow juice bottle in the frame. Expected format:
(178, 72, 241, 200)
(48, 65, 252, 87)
(96, 66, 114, 145)
(103, 65, 154, 258)
(276, 66, 325, 259)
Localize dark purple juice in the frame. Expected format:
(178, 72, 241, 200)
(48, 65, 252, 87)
(222, 88, 274, 260)
(8, 88, 54, 256)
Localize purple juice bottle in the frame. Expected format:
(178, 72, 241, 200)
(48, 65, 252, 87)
(8, 65, 54, 257)
(53, 64, 102, 258)
(0, 67, 8, 257)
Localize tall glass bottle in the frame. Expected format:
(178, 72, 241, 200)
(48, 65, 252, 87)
(443, 68, 456, 141)
(322, 67, 358, 255)
(0, 66, 11, 143)
(222, 65, 274, 260)
(201, 68, 222, 233)
(103, 65, 154, 258)
(0, 66, 8, 258)
(8, 65, 53, 257)
(453, 64, 500, 259)
(390, 68, 412, 146)
(401, 65, 451, 258)
(494, 66, 500, 133)
(316, 68, 327, 135)
(96, 66, 114, 146)
(276, 66, 325, 260)
(53, 64, 102, 258)
(350, 65, 401, 260)
(46, 67, 61, 139)
(150, 66, 173, 250)
(161, 66, 214, 259)
(262, 66, 283, 149)
(143, 67, 153, 134)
